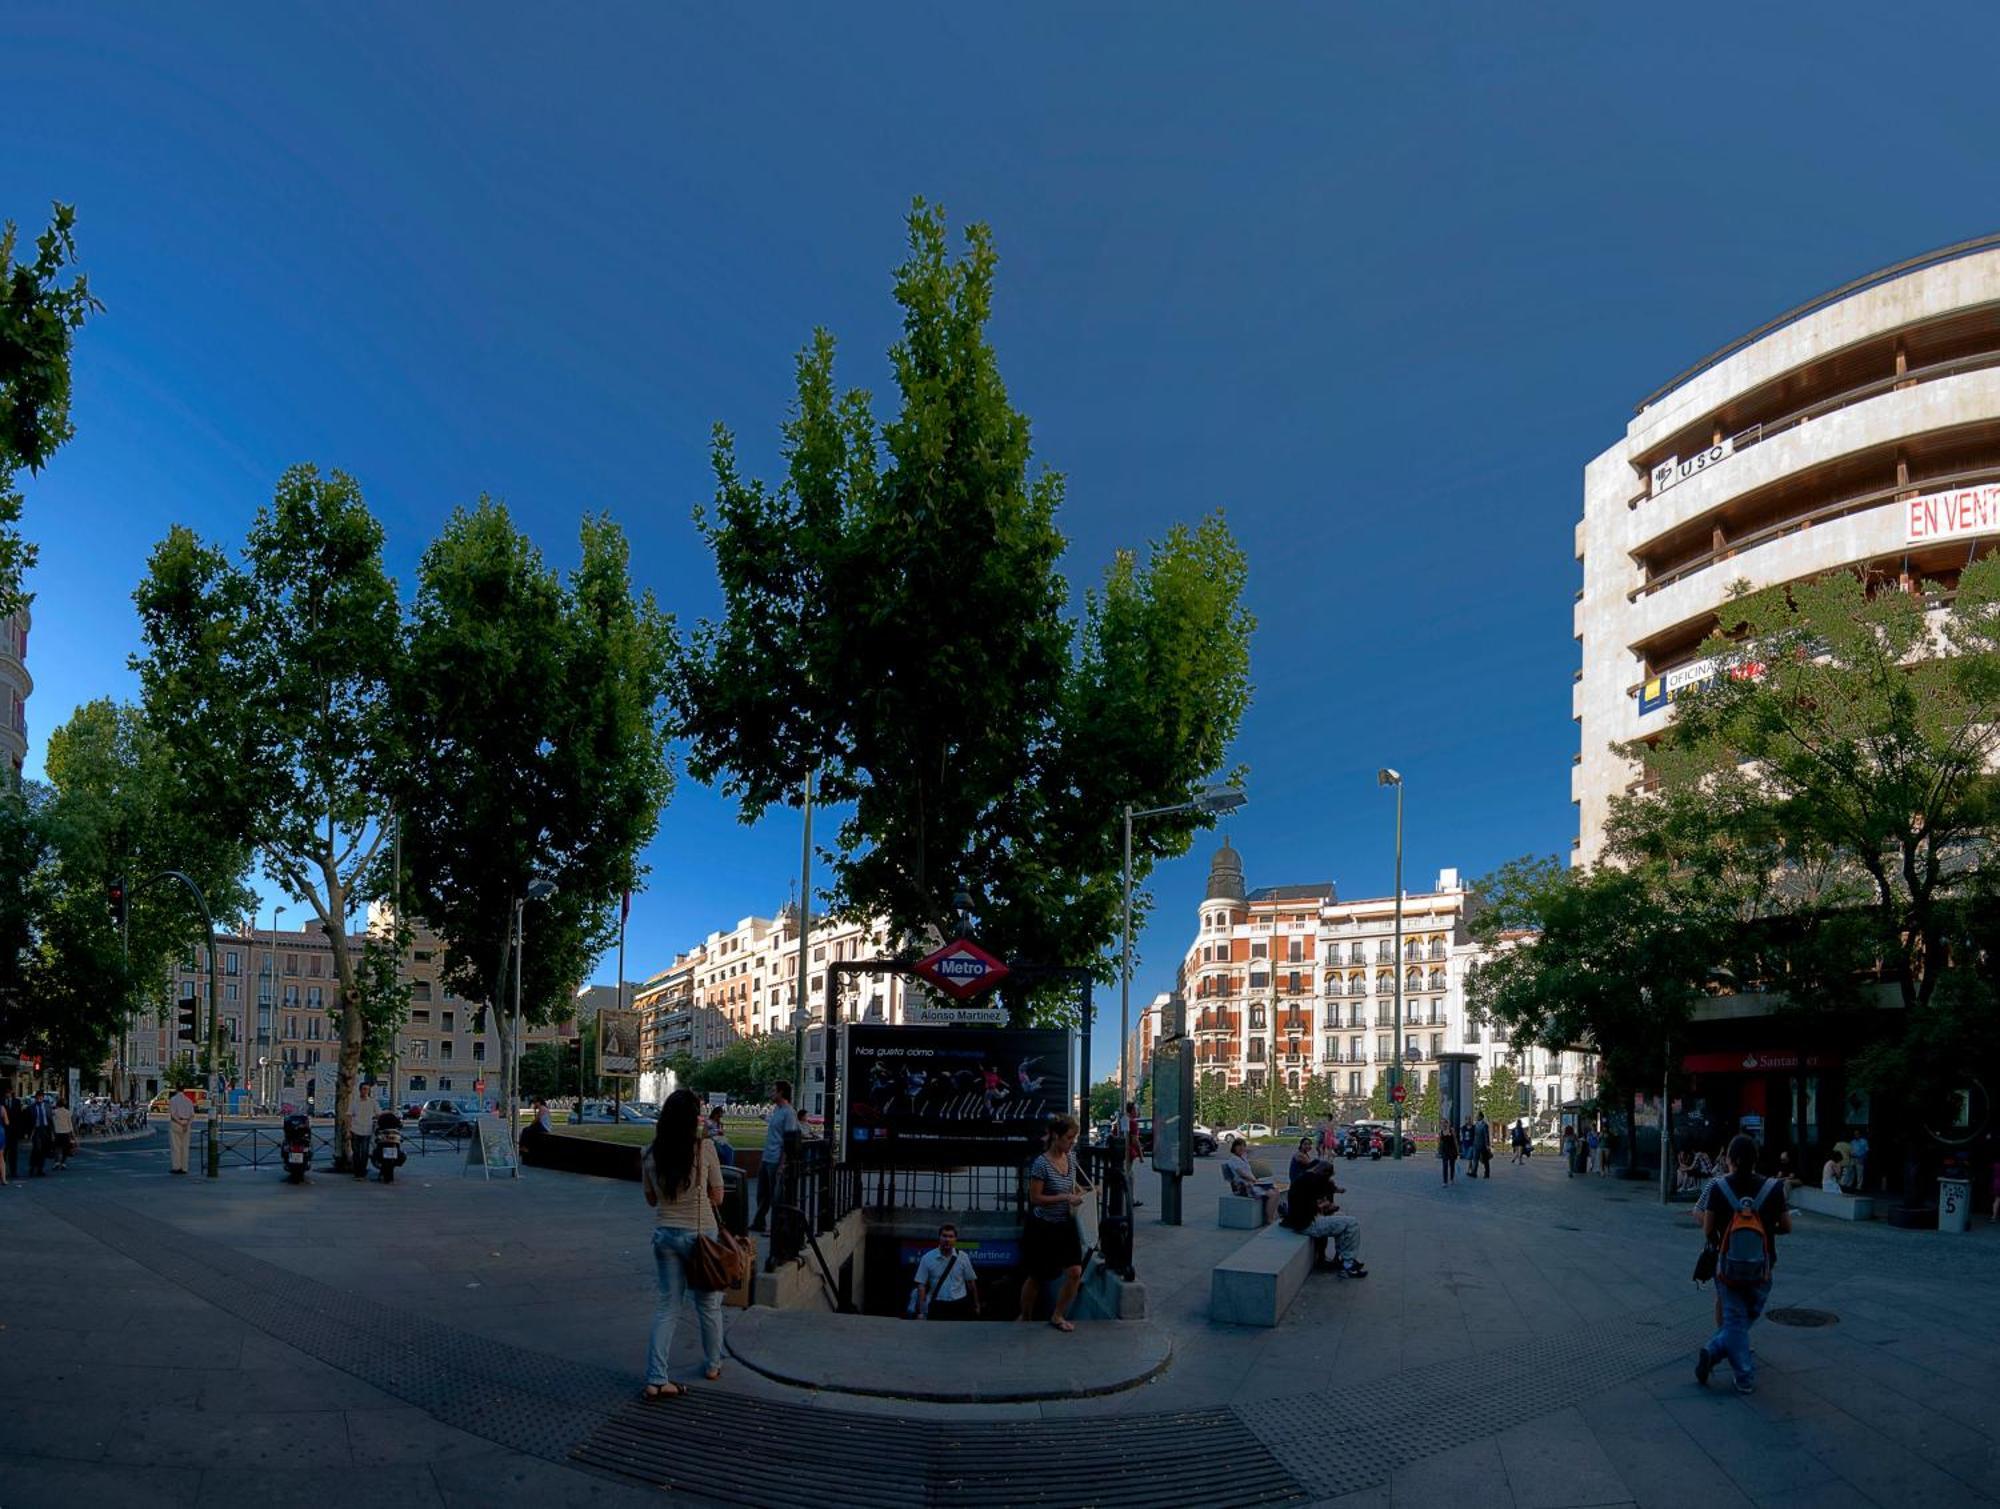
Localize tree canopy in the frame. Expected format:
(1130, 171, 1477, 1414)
(675, 200, 1253, 1020)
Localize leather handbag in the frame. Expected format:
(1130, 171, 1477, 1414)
(686, 1154, 751, 1292)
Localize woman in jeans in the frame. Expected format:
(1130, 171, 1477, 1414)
(640, 1088, 726, 1399)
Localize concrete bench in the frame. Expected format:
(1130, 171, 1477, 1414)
(1210, 1223, 1313, 1327)
(1790, 1186, 1880, 1221)
(1219, 1188, 1282, 1228)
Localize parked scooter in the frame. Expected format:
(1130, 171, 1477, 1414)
(281, 1112, 312, 1183)
(370, 1110, 405, 1183)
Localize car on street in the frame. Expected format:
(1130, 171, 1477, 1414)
(416, 1098, 479, 1138)
(1232, 1122, 1275, 1141)
(1191, 1124, 1218, 1157)
(1349, 1119, 1417, 1157)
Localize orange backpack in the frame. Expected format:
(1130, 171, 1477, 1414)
(1713, 1176, 1781, 1286)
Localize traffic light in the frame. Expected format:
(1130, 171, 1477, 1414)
(107, 877, 127, 930)
(176, 999, 198, 1042)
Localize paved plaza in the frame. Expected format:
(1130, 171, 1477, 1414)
(1, 1130, 1995, 1507)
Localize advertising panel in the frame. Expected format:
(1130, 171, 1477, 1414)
(1649, 437, 1735, 497)
(843, 1023, 1070, 1167)
(597, 1008, 640, 1076)
(1906, 480, 2000, 545)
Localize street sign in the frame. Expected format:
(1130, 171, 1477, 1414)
(907, 1001, 1007, 1025)
(912, 937, 1010, 1000)
(1391, 1082, 1407, 1104)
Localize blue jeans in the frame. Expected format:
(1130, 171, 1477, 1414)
(647, 1227, 724, 1384)
(1706, 1277, 1771, 1382)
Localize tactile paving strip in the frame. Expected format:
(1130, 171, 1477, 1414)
(52, 1196, 1311, 1507)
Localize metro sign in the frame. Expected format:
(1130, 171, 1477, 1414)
(913, 937, 1011, 1001)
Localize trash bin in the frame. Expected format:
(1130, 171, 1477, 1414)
(1938, 1177, 1972, 1234)
(719, 1165, 749, 1237)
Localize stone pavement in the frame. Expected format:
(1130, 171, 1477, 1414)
(0, 1126, 1994, 1506)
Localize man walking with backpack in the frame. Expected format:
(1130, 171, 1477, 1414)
(1696, 1133, 1790, 1395)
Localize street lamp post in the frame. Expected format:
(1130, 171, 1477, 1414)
(509, 877, 557, 1155)
(1120, 783, 1248, 1112)
(264, 904, 284, 1112)
(1378, 769, 1404, 1160)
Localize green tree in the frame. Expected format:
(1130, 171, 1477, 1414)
(1409, 1073, 1439, 1131)
(163, 1057, 200, 1092)
(519, 1041, 575, 1103)
(0, 201, 99, 615)
(675, 201, 1253, 1019)
(686, 1034, 797, 1104)
(1366, 1078, 1393, 1119)
(1477, 1062, 1525, 1129)
(390, 501, 673, 1133)
(1627, 559, 2000, 1134)
(1088, 1078, 1123, 1124)
(134, 464, 405, 1167)
(30, 701, 252, 1095)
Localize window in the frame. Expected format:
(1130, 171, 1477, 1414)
(1377, 1034, 1390, 1059)
(473, 1041, 485, 1061)
(1323, 1037, 1339, 1063)
(307, 1018, 321, 1041)
(1348, 1071, 1361, 1094)
(813, 946, 825, 962)
(411, 1009, 430, 1025)
(1248, 1039, 1266, 1063)
(309, 955, 322, 977)
(1286, 971, 1302, 994)
(1466, 1020, 1481, 1044)
(415, 1040, 430, 1061)
(225, 951, 240, 976)
(1250, 941, 1267, 959)
(442, 1011, 455, 1034)
(414, 950, 433, 964)
(283, 985, 299, 1008)
(307, 987, 322, 1009)
(285, 953, 299, 976)
(438, 1077, 452, 1091)
(440, 1041, 453, 1061)
(306, 1048, 320, 1066)
(285, 1014, 297, 1039)
(225, 982, 238, 1003)
(1249, 1003, 1267, 1030)
(1404, 1036, 1418, 1057)
(1431, 1033, 1443, 1059)
(1287, 940, 1302, 963)
(412, 981, 433, 1002)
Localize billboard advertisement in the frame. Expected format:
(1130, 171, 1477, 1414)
(597, 1008, 640, 1076)
(843, 1023, 1070, 1167)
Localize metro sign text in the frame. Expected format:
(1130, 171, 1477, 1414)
(913, 937, 1011, 1001)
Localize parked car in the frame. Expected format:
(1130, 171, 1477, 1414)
(1191, 1125, 1219, 1157)
(416, 1098, 478, 1138)
(570, 1099, 650, 1125)
(1233, 1122, 1275, 1141)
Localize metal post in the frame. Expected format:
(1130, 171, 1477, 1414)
(614, 886, 627, 1124)
(792, 768, 814, 1093)
(511, 895, 524, 1173)
(1391, 779, 1404, 1159)
(1119, 803, 1134, 1111)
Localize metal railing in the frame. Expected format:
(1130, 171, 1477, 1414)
(194, 1124, 464, 1170)
(769, 1136, 862, 1270)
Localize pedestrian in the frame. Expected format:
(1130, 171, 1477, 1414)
(1820, 1148, 1844, 1193)
(167, 1087, 195, 1174)
(704, 1103, 735, 1167)
(640, 1087, 726, 1398)
(1, 1086, 22, 1182)
(348, 1081, 375, 1179)
(1019, 1114, 1088, 1332)
(1473, 1111, 1493, 1177)
(1125, 1099, 1144, 1209)
(1561, 1126, 1576, 1177)
(912, 1222, 982, 1320)
(1319, 1114, 1338, 1158)
(27, 1092, 52, 1176)
(1439, 1119, 1459, 1184)
(1847, 1132, 1869, 1193)
(1695, 1133, 1789, 1395)
(0, 1090, 10, 1188)
(749, 1079, 800, 1234)
(1585, 1126, 1600, 1175)
(51, 1096, 74, 1170)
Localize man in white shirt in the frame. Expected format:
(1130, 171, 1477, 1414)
(912, 1223, 981, 1320)
(348, 1082, 376, 1179)
(167, 1088, 195, 1175)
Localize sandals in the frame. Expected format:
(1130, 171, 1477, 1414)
(641, 1382, 686, 1401)
(1047, 1317, 1075, 1333)
(703, 1365, 723, 1381)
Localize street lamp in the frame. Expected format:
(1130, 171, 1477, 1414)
(509, 877, 557, 1146)
(1121, 783, 1248, 1110)
(1378, 769, 1405, 1160)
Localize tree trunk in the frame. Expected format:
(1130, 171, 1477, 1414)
(327, 870, 362, 1172)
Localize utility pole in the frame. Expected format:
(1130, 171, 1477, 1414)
(1379, 770, 1405, 1159)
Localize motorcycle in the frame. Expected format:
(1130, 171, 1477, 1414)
(369, 1110, 405, 1183)
(281, 1112, 312, 1183)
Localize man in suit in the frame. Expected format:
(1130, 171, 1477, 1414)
(28, 1092, 54, 1176)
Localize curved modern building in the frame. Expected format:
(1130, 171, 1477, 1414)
(0, 606, 28, 778)
(1575, 235, 2000, 862)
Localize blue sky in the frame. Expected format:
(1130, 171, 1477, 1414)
(9, 4, 2000, 1080)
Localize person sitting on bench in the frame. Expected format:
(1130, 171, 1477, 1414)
(1221, 1137, 1275, 1197)
(1281, 1160, 1366, 1277)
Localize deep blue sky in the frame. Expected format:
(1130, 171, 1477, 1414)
(9, 5, 2000, 1079)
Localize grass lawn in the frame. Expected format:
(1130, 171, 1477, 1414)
(565, 1118, 768, 1147)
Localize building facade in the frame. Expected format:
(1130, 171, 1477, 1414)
(1575, 237, 2000, 864)
(0, 606, 29, 777)
(120, 916, 573, 1107)
(1138, 845, 1595, 1118)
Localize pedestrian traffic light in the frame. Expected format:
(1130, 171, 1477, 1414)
(107, 876, 127, 929)
(176, 999, 198, 1042)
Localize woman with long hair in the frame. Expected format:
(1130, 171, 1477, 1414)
(640, 1087, 726, 1398)
(1019, 1114, 1088, 1331)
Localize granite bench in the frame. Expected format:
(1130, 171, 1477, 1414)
(1210, 1222, 1313, 1327)
(1219, 1187, 1283, 1228)
(1789, 1186, 1880, 1221)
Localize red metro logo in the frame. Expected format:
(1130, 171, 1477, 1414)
(912, 938, 1011, 1001)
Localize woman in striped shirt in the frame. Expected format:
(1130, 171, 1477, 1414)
(1019, 1115, 1088, 1331)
